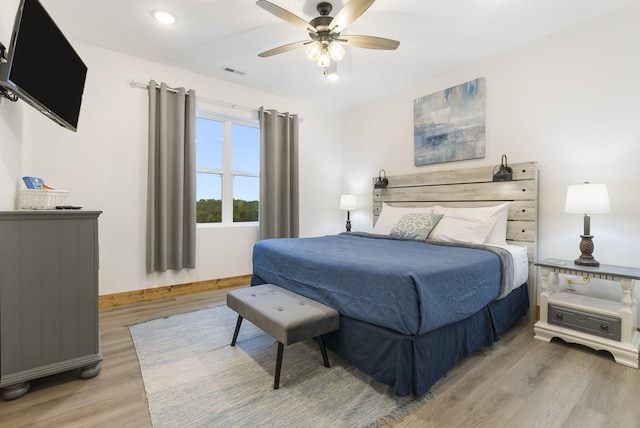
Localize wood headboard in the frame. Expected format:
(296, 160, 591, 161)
(372, 161, 538, 306)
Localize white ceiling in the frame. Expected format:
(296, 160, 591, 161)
(38, 0, 638, 111)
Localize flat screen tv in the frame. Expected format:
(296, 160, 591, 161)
(0, 0, 87, 132)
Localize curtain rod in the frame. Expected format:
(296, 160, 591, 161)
(130, 80, 300, 120)
(130, 80, 256, 113)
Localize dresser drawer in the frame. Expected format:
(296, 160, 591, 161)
(548, 304, 621, 341)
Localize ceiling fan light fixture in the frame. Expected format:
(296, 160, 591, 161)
(305, 40, 322, 61)
(327, 41, 345, 61)
(256, 0, 400, 76)
(317, 49, 331, 67)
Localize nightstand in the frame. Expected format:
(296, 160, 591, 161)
(533, 258, 640, 368)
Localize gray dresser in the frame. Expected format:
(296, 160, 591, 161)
(0, 210, 102, 400)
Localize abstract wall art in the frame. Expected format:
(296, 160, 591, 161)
(413, 78, 486, 166)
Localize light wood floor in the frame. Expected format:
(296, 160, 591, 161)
(1, 287, 640, 428)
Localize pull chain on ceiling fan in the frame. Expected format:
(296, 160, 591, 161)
(256, 0, 400, 71)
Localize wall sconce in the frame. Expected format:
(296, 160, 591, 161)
(565, 182, 610, 266)
(492, 155, 513, 182)
(374, 170, 388, 188)
(340, 194, 357, 232)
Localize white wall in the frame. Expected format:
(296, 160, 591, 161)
(0, 1, 343, 295)
(342, 4, 640, 303)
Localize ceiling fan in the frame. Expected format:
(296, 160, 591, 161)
(256, 0, 400, 68)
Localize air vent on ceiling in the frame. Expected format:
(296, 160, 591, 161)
(221, 66, 246, 76)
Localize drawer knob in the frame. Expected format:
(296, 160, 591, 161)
(600, 324, 609, 332)
(555, 313, 564, 321)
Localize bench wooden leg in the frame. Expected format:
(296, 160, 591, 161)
(317, 335, 330, 368)
(274, 342, 284, 389)
(230, 315, 243, 346)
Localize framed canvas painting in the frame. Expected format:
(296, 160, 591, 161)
(413, 78, 486, 166)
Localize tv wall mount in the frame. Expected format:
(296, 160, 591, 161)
(0, 42, 19, 102)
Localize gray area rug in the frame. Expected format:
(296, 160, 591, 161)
(129, 305, 433, 427)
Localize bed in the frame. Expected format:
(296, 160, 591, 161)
(251, 161, 538, 396)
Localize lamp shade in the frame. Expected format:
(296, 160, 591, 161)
(565, 183, 610, 214)
(340, 194, 357, 210)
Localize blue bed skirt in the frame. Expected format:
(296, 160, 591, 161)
(322, 283, 529, 397)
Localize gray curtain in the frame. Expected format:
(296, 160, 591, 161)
(146, 80, 196, 272)
(258, 107, 300, 240)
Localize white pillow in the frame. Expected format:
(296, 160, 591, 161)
(432, 203, 510, 245)
(373, 203, 433, 235)
(428, 213, 495, 244)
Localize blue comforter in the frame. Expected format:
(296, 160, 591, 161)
(252, 233, 510, 336)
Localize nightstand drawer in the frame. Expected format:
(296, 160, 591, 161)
(548, 304, 621, 341)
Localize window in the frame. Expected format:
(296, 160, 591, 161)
(196, 113, 259, 224)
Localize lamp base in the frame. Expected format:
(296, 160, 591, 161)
(575, 234, 600, 267)
(575, 256, 600, 267)
(345, 220, 351, 232)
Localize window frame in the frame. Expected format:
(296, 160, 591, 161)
(196, 110, 260, 227)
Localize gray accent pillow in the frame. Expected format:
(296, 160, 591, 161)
(390, 213, 444, 240)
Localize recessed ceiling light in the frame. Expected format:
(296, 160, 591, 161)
(152, 10, 177, 25)
(325, 71, 340, 81)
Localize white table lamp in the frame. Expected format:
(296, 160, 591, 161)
(340, 194, 357, 232)
(565, 182, 610, 266)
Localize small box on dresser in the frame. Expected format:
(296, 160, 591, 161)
(19, 189, 69, 209)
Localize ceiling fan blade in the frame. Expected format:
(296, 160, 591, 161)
(339, 35, 400, 50)
(258, 40, 308, 58)
(256, 0, 317, 34)
(329, 0, 375, 33)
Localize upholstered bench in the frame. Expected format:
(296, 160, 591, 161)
(227, 284, 340, 389)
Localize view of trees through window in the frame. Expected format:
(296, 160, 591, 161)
(195, 198, 259, 223)
(195, 115, 259, 224)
